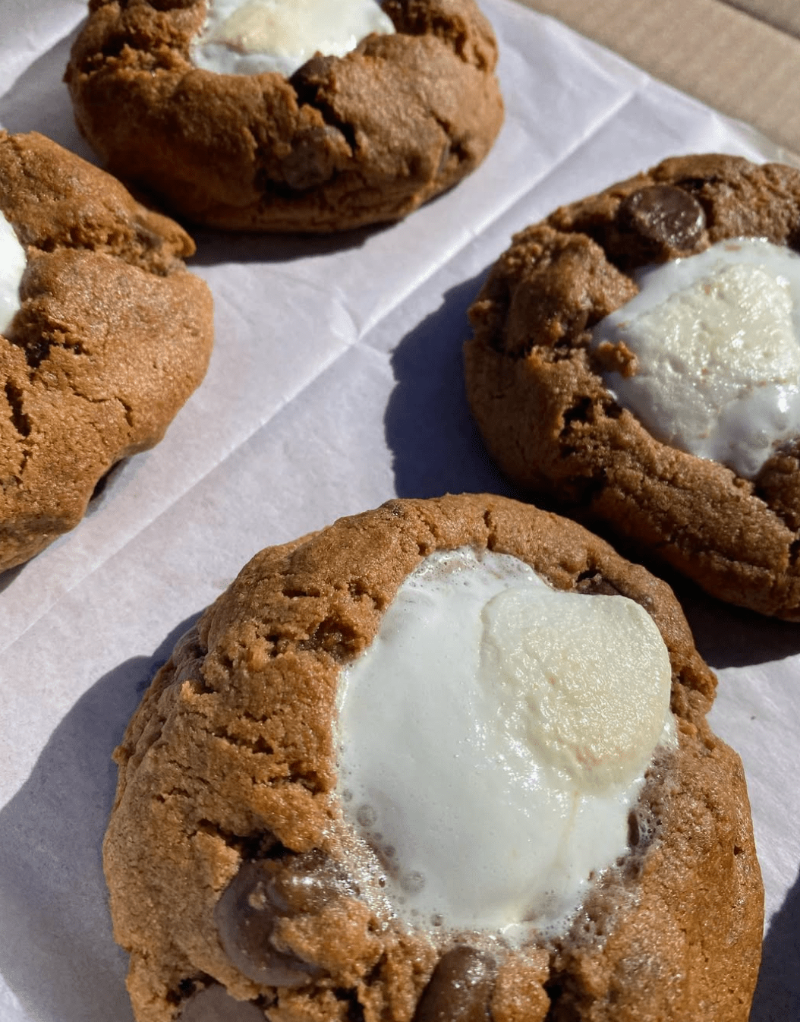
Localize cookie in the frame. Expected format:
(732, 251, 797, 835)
(465, 153, 800, 619)
(104, 493, 763, 1022)
(0, 131, 213, 573)
(64, 0, 504, 232)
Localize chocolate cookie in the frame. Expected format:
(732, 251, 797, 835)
(0, 131, 213, 573)
(465, 154, 800, 619)
(64, 0, 504, 232)
(105, 494, 762, 1022)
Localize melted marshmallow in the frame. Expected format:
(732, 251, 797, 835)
(0, 210, 25, 336)
(336, 548, 675, 937)
(191, 0, 395, 77)
(593, 238, 800, 478)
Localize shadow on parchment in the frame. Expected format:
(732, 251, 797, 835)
(0, 24, 93, 161)
(750, 864, 800, 1022)
(384, 268, 517, 501)
(0, 611, 202, 1022)
(663, 570, 800, 671)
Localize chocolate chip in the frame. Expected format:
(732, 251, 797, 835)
(178, 984, 263, 1021)
(627, 808, 641, 847)
(575, 572, 624, 598)
(269, 849, 356, 914)
(290, 55, 336, 104)
(618, 185, 705, 254)
(413, 947, 497, 1022)
(215, 850, 355, 987)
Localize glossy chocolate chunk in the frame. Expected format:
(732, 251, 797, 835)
(214, 850, 355, 987)
(179, 984, 263, 1021)
(413, 946, 497, 1022)
(619, 185, 705, 253)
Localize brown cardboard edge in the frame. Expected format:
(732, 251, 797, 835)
(722, 0, 800, 40)
(513, 0, 800, 161)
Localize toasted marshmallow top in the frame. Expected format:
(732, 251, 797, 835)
(0, 209, 25, 336)
(593, 238, 800, 478)
(336, 548, 674, 937)
(191, 0, 395, 77)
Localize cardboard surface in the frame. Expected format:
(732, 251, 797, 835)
(724, 0, 800, 36)
(517, 0, 800, 160)
(0, 2, 799, 1021)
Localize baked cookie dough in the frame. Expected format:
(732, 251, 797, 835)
(105, 493, 763, 1022)
(0, 131, 213, 573)
(465, 153, 800, 619)
(65, 0, 504, 232)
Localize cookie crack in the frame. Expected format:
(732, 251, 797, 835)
(38, 231, 180, 278)
(332, 987, 366, 1022)
(11, 325, 89, 371)
(384, 2, 493, 72)
(209, 724, 276, 759)
(4, 380, 31, 439)
(430, 112, 470, 166)
(297, 614, 365, 662)
(118, 395, 135, 429)
(289, 91, 358, 163)
(155, 785, 196, 804)
(421, 17, 477, 66)
(188, 711, 324, 791)
(70, 387, 118, 412)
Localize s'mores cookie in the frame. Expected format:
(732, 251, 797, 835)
(466, 154, 800, 619)
(65, 0, 504, 232)
(104, 494, 763, 1022)
(0, 131, 213, 572)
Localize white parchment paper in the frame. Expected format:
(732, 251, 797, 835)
(0, 1, 798, 1019)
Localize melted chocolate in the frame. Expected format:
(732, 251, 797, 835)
(413, 947, 497, 1022)
(214, 850, 354, 987)
(178, 984, 263, 1021)
(618, 185, 705, 254)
